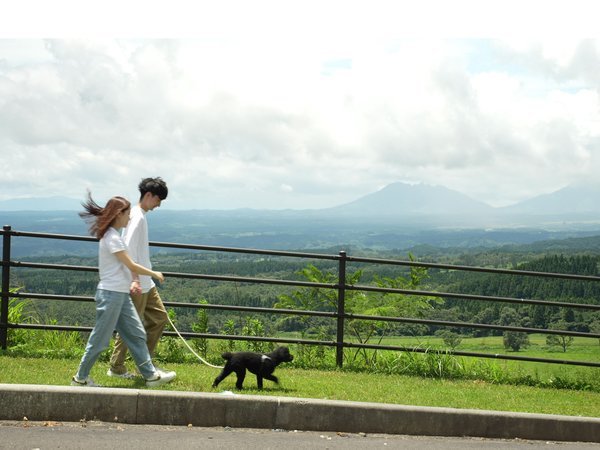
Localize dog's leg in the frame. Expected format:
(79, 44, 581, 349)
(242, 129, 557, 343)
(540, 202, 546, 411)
(212, 367, 233, 388)
(234, 368, 246, 390)
(263, 374, 278, 384)
(256, 374, 263, 390)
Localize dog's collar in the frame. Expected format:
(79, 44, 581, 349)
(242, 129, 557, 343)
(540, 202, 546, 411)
(261, 355, 272, 362)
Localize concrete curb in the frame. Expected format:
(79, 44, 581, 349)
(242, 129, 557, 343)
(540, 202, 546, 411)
(1, 384, 599, 442)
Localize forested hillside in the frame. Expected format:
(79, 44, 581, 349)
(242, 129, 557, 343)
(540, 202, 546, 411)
(9, 241, 600, 339)
(432, 254, 600, 337)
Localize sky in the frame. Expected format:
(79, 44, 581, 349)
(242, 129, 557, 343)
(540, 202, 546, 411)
(1, 1, 600, 210)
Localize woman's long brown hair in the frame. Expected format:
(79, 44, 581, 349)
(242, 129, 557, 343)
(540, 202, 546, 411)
(79, 191, 131, 239)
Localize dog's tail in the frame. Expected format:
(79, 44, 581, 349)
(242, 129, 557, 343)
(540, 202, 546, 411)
(221, 352, 233, 360)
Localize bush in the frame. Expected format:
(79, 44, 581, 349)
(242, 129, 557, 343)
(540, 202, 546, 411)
(434, 330, 462, 349)
(503, 331, 530, 351)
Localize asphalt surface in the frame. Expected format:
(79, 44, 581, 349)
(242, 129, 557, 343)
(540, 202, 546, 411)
(2, 420, 600, 450)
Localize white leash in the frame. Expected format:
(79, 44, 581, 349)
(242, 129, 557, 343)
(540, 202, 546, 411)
(166, 314, 224, 369)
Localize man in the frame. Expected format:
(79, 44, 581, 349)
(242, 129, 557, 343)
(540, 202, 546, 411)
(107, 177, 172, 379)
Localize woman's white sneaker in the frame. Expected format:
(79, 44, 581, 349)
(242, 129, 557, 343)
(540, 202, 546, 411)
(71, 376, 101, 387)
(107, 369, 136, 379)
(145, 369, 176, 387)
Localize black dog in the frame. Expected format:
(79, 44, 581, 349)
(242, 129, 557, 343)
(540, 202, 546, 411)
(212, 346, 294, 390)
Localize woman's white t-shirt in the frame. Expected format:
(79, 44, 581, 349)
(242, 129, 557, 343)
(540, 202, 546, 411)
(97, 227, 130, 293)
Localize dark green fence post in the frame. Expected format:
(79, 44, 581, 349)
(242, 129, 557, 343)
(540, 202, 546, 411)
(1, 225, 11, 350)
(336, 250, 347, 367)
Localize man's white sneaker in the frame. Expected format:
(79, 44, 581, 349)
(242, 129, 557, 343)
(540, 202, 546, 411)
(145, 369, 176, 387)
(71, 376, 101, 387)
(107, 369, 136, 379)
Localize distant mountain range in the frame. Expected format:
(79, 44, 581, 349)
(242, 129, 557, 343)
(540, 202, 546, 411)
(498, 184, 600, 215)
(3, 182, 600, 256)
(2, 182, 600, 228)
(325, 182, 600, 227)
(328, 182, 600, 218)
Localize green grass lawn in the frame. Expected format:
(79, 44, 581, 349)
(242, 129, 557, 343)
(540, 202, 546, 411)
(1, 354, 599, 419)
(349, 334, 600, 375)
(357, 334, 600, 357)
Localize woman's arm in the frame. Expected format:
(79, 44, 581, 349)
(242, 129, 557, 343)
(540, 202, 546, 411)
(114, 250, 164, 283)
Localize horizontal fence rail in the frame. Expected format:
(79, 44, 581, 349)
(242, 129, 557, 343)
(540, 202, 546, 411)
(2, 225, 600, 369)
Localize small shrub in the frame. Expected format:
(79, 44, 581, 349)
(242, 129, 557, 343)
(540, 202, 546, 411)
(434, 330, 462, 349)
(191, 299, 209, 359)
(503, 331, 530, 351)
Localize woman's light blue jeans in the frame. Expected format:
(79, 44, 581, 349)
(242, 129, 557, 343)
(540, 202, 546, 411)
(75, 289, 156, 380)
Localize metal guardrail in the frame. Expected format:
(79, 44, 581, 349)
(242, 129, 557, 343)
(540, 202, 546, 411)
(2, 225, 600, 368)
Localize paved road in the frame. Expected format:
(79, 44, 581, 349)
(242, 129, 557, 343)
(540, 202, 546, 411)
(1, 421, 599, 450)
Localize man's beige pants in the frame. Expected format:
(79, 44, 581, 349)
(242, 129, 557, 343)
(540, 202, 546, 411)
(109, 287, 168, 374)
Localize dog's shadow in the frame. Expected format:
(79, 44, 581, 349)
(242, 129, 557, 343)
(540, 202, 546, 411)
(214, 386, 297, 394)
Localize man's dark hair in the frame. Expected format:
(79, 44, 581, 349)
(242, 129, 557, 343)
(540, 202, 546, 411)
(139, 177, 168, 201)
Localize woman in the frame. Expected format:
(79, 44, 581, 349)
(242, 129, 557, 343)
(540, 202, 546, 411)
(71, 193, 176, 387)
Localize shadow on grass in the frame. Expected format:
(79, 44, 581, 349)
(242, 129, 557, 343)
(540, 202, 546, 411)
(209, 386, 297, 394)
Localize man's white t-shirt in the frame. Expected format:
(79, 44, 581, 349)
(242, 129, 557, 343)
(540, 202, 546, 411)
(97, 227, 130, 293)
(122, 204, 155, 293)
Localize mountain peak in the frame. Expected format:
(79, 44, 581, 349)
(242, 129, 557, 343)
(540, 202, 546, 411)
(502, 184, 600, 215)
(330, 182, 493, 216)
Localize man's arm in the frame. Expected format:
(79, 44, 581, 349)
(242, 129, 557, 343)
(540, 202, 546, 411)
(123, 213, 144, 294)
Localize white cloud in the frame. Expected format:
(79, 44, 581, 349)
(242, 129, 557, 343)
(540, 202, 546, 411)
(1, 29, 600, 209)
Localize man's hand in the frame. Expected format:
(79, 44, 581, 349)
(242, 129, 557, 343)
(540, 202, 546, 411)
(130, 280, 142, 296)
